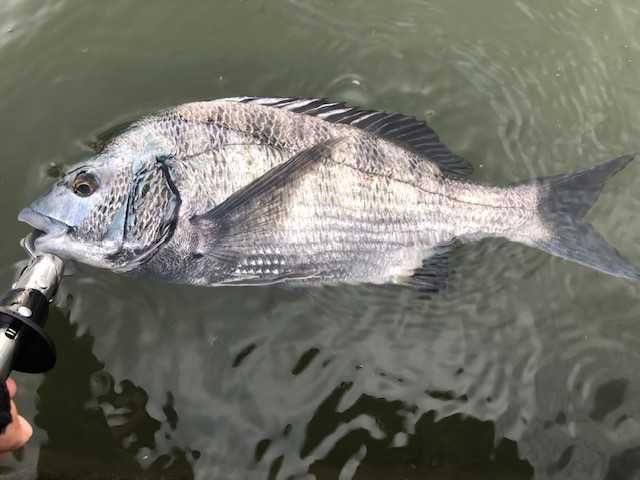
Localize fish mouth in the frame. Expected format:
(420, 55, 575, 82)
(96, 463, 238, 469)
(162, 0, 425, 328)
(18, 207, 71, 251)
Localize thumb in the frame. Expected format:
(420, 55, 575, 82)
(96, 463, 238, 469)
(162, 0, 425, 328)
(0, 404, 33, 453)
(16, 415, 33, 444)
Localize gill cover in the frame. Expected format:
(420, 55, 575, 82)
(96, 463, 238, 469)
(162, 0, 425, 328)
(108, 156, 180, 271)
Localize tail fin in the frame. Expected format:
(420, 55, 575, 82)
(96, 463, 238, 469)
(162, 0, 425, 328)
(517, 154, 639, 281)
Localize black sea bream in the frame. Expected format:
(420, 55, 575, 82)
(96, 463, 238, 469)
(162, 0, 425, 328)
(18, 97, 639, 289)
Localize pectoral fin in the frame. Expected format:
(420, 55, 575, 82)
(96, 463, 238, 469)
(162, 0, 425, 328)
(190, 138, 344, 252)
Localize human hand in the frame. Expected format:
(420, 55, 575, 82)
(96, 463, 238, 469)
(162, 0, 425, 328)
(0, 378, 33, 454)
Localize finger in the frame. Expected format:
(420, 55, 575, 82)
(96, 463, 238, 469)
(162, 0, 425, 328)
(6, 378, 16, 399)
(9, 397, 17, 422)
(16, 416, 33, 446)
(0, 403, 32, 452)
(0, 415, 32, 451)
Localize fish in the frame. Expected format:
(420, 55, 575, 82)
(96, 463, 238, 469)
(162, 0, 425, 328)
(17, 96, 639, 290)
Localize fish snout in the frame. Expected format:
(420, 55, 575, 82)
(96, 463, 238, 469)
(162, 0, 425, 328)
(18, 207, 71, 237)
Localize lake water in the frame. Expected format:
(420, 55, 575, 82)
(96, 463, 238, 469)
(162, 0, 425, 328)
(1, 1, 640, 479)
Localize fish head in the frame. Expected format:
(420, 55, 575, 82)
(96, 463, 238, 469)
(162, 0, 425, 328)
(19, 124, 181, 272)
(18, 152, 136, 269)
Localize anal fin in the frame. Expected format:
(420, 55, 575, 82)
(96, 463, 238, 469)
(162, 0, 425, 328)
(406, 241, 459, 295)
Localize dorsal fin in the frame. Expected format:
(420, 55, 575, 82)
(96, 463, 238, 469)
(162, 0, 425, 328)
(225, 96, 473, 179)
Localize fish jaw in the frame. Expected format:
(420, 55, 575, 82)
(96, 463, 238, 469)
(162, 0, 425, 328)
(18, 207, 72, 254)
(18, 206, 131, 269)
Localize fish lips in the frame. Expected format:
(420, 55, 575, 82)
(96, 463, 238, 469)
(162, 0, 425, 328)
(18, 207, 71, 251)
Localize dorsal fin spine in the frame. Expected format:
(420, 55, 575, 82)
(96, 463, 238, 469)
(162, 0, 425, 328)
(221, 96, 473, 179)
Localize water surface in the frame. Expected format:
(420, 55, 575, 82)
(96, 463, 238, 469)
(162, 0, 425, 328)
(1, 1, 640, 479)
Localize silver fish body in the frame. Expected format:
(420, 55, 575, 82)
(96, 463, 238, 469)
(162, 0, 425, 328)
(18, 97, 639, 288)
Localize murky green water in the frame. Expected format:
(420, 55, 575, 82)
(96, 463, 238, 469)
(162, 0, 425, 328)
(1, 1, 640, 478)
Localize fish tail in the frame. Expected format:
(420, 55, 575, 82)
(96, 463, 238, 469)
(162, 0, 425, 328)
(513, 154, 640, 281)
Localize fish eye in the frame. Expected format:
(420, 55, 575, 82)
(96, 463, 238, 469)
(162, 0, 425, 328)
(71, 171, 99, 197)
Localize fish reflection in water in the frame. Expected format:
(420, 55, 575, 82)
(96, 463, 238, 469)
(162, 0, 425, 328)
(6, 267, 634, 480)
(30, 301, 533, 480)
(23, 306, 196, 480)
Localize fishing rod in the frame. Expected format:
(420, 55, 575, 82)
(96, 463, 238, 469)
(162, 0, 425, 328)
(0, 247, 63, 382)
